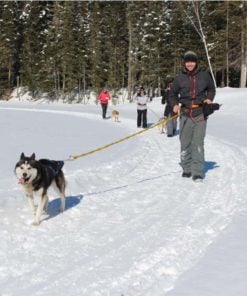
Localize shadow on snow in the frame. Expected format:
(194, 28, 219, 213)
(204, 161, 220, 174)
(44, 194, 83, 221)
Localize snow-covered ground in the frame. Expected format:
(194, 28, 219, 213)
(0, 88, 246, 296)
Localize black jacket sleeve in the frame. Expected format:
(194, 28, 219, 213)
(205, 71, 216, 101)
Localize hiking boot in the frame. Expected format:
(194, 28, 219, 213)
(182, 172, 191, 178)
(192, 175, 203, 182)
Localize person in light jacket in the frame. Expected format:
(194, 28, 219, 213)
(98, 88, 111, 119)
(135, 87, 149, 128)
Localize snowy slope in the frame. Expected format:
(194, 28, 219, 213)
(0, 88, 246, 296)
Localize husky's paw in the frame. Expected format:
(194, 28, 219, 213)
(32, 220, 40, 226)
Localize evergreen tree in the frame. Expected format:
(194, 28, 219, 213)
(0, 2, 21, 96)
(19, 1, 52, 98)
(0, 0, 245, 100)
(73, 1, 91, 102)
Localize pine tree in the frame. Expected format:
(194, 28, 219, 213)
(0, 2, 21, 97)
(73, 1, 91, 102)
(0, 1, 245, 99)
(19, 1, 52, 98)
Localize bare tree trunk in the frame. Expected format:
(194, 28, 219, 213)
(17, 75, 20, 101)
(122, 63, 125, 89)
(127, 3, 133, 101)
(57, 69, 60, 98)
(78, 78, 81, 102)
(54, 70, 57, 100)
(83, 66, 86, 104)
(183, 1, 217, 87)
(157, 53, 161, 96)
(221, 69, 225, 87)
(127, 15, 133, 102)
(8, 59, 12, 90)
(226, 1, 229, 87)
(60, 64, 66, 98)
(158, 75, 161, 96)
(54, 68, 60, 100)
(240, 0, 247, 87)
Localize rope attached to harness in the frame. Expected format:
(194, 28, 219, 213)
(65, 114, 178, 162)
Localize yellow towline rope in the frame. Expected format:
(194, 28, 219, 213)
(66, 114, 178, 161)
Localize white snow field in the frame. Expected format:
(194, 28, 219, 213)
(0, 87, 246, 296)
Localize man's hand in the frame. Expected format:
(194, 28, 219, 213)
(204, 99, 212, 104)
(173, 105, 180, 114)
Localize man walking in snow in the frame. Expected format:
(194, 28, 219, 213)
(162, 81, 177, 137)
(168, 51, 216, 182)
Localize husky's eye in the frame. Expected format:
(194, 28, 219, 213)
(27, 167, 31, 170)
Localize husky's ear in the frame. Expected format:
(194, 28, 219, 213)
(20, 152, 25, 160)
(30, 153, 36, 160)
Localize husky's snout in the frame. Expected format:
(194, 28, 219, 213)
(18, 174, 31, 184)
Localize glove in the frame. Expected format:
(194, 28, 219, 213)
(203, 103, 220, 119)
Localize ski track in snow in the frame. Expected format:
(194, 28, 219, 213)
(0, 106, 246, 296)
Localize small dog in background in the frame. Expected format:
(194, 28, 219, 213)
(15, 153, 66, 225)
(112, 110, 120, 122)
(158, 117, 167, 134)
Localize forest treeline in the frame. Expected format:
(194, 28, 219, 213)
(0, 1, 246, 101)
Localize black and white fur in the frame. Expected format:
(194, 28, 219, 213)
(15, 153, 66, 225)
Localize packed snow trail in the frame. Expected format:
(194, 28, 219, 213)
(0, 104, 246, 296)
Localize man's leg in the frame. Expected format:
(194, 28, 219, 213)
(137, 110, 142, 127)
(191, 115, 207, 177)
(180, 115, 193, 174)
(101, 103, 106, 118)
(142, 109, 147, 128)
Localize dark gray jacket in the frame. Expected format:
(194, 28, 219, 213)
(168, 67, 216, 108)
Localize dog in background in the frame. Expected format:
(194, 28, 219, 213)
(15, 153, 66, 225)
(111, 110, 120, 122)
(158, 117, 167, 134)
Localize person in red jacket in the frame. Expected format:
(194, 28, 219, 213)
(98, 87, 111, 119)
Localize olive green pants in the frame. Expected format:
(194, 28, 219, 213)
(179, 114, 206, 177)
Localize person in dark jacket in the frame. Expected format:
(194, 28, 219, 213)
(168, 51, 216, 182)
(161, 82, 177, 137)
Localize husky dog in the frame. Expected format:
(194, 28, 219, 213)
(111, 110, 120, 122)
(15, 153, 66, 225)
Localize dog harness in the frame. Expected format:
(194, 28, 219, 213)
(39, 159, 64, 177)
